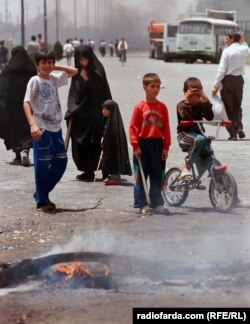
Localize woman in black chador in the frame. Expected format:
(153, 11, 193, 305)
(53, 41, 63, 61)
(0, 46, 37, 166)
(65, 45, 112, 181)
(101, 100, 132, 185)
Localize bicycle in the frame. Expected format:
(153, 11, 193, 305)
(163, 120, 238, 213)
(119, 50, 126, 66)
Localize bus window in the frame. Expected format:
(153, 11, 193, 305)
(167, 25, 178, 37)
(179, 22, 212, 34)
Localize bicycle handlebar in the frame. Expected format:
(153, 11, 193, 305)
(180, 119, 232, 140)
(180, 119, 232, 127)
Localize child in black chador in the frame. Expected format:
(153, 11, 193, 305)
(101, 99, 132, 185)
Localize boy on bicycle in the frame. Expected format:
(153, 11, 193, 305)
(177, 77, 214, 180)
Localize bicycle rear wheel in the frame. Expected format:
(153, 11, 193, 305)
(163, 167, 189, 207)
(209, 171, 238, 213)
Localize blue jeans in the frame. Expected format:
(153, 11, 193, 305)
(33, 129, 67, 204)
(178, 132, 210, 165)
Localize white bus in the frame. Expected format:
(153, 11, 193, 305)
(162, 22, 179, 62)
(176, 16, 239, 63)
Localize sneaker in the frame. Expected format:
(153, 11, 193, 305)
(21, 154, 30, 167)
(36, 201, 56, 212)
(237, 129, 245, 139)
(180, 168, 192, 181)
(195, 180, 206, 190)
(9, 157, 22, 165)
(153, 206, 171, 215)
(139, 205, 154, 215)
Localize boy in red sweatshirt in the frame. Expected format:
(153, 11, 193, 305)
(129, 73, 171, 215)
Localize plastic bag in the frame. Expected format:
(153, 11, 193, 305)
(205, 95, 228, 125)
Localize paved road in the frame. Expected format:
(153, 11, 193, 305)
(0, 53, 250, 323)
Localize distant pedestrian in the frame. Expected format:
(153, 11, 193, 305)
(53, 41, 63, 61)
(0, 46, 37, 166)
(0, 40, 8, 72)
(129, 73, 171, 215)
(26, 35, 39, 64)
(118, 38, 128, 62)
(72, 38, 80, 49)
(63, 39, 74, 66)
(211, 32, 250, 140)
(99, 40, 106, 57)
(23, 51, 78, 212)
(37, 33, 46, 53)
(109, 42, 114, 57)
(101, 99, 132, 185)
(114, 39, 119, 57)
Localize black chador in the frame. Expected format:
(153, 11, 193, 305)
(65, 45, 112, 181)
(102, 100, 132, 179)
(0, 46, 37, 153)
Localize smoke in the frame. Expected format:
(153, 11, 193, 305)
(42, 230, 117, 257)
(1, 0, 192, 49)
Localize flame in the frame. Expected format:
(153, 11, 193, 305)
(55, 261, 109, 279)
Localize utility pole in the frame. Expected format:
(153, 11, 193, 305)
(5, 0, 8, 24)
(21, 0, 25, 46)
(74, 0, 77, 37)
(55, 0, 59, 41)
(44, 0, 48, 45)
(86, 0, 89, 37)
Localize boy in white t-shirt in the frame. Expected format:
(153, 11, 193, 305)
(23, 51, 77, 212)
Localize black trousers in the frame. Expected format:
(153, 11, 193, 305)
(221, 75, 244, 136)
(133, 138, 165, 209)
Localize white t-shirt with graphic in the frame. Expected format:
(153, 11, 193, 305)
(24, 72, 68, 132)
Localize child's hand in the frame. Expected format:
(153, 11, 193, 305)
(162, 150, 168, 160)
(185, 88, 200, 102)
(134, 148, 141, 160)
(31, 124, 42, 141)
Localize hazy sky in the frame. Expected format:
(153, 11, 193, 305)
(0, 0, 196, 25)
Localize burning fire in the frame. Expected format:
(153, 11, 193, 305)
(56, 261, 110, 279)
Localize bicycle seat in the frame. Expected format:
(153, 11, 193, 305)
(213, 165, 227, 172)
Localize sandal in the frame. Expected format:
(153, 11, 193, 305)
(180, 168, 192, 181)
(104, 178, 120, 185)
(139, 205, 154, 215)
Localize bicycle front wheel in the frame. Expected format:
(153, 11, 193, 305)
(209, 171, 238, 213)
(163, 167, 189, 207)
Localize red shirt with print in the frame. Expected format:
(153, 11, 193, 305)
(129, 100, 171, 151)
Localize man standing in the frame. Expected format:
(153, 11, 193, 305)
(26, 35, 39, 64)
(37, 34, 46, 53)
(212, 32, 250, 140)
(63, 39, 74, 66)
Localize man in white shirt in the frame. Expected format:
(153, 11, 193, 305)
(212, 32, 250, 140)
(63, 39, 74, 66)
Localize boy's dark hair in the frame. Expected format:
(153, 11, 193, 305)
(143, 73, 161, 86)
(35, 51, 56, 65)
(183, 77, 203, 92)
(227, 32, 241, 43)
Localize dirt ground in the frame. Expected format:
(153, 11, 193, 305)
(1, 55, 250, 323)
